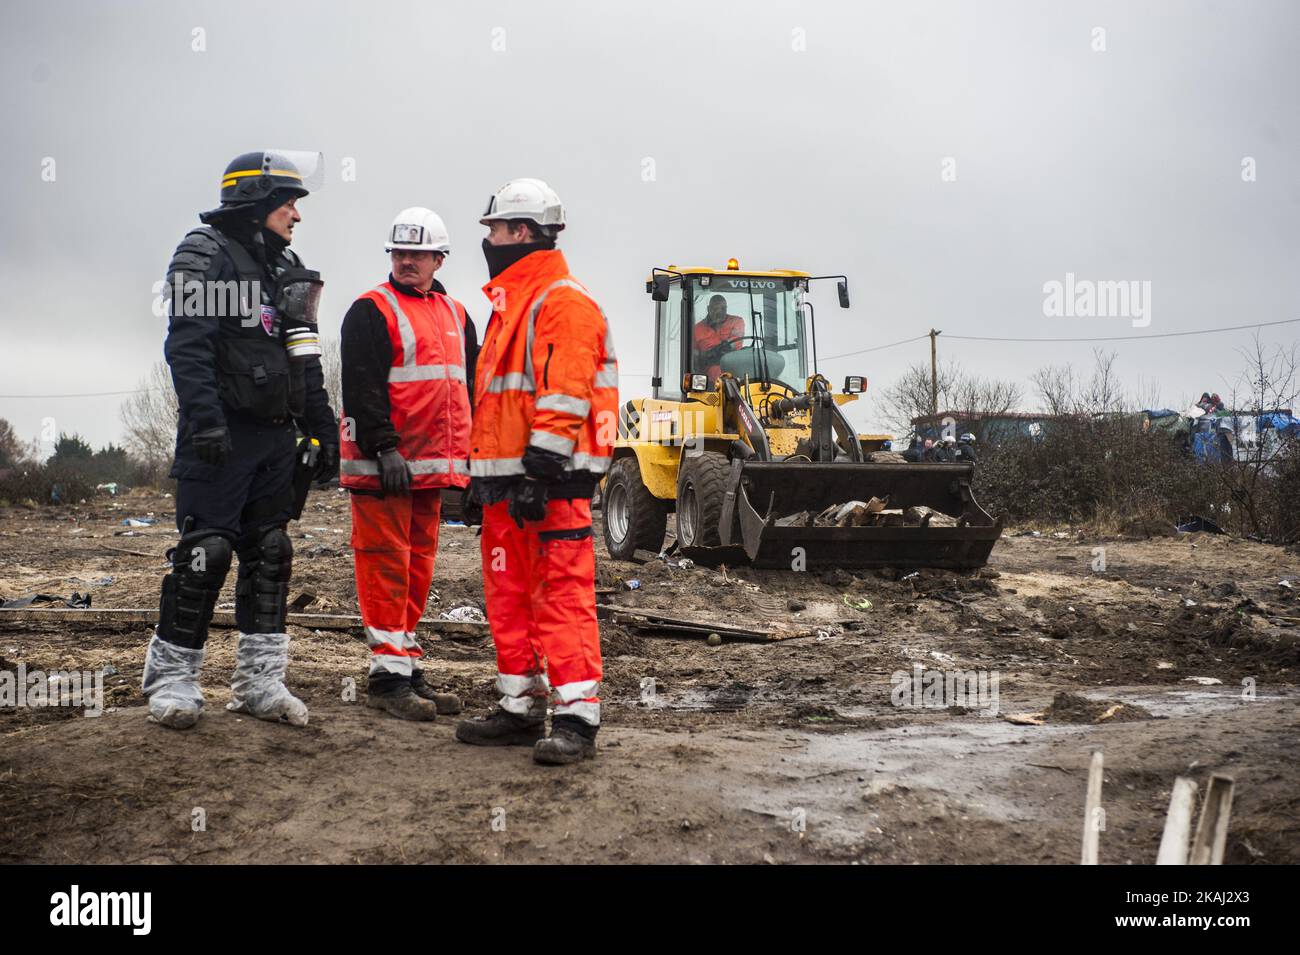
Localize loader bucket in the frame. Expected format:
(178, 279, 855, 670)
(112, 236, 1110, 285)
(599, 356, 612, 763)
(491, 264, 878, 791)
(690, 461, 1001, 570)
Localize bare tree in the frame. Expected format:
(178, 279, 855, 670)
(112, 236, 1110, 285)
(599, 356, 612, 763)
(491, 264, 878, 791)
(119, 361, 178, 469)
(876, 360, 1021, 440)
(1213, 335, 1300, 537)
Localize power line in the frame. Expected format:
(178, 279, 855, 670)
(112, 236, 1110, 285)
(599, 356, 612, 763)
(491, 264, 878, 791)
(944, 317, 1300, 344)
(821, 334, 929, 361)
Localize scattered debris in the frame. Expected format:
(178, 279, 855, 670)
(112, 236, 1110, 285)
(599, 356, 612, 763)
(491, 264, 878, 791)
(624, 579, 641, 591)
(1183, 676, 1223, 686)
(842, 595, 873, 611)
(120, 517, 156, 527)
(1006, 692, 1153, 725)
(1176, 516, 1225, 535)
(0, 592, 92, 610)
(438, 605, 486, 623)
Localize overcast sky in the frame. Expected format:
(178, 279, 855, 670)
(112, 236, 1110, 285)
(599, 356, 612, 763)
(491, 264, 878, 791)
(2, 0, 1297, 453)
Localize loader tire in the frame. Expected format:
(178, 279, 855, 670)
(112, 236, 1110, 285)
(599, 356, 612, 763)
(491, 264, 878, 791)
(676, 451, 732, 549)
(602, 456, 668, 560)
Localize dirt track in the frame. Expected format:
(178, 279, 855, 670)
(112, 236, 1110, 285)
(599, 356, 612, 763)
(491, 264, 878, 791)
(2, 488, 1298, 864)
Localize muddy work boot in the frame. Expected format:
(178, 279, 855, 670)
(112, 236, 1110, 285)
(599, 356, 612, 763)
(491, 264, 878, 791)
(141, 634, 206, 730)
(411, 669, 462, 714)
(226, 632, 309, 726)
(533, 716, 598, 765)
(367, 683, 437, 721)
(455, 707, 545, 747)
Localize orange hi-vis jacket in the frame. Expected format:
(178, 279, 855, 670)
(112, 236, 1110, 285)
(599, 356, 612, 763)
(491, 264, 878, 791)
(339, 281, 471, 491)
(470, 250, 618, 479)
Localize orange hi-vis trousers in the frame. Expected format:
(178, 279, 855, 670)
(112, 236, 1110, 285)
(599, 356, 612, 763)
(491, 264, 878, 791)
(481, 498, 602, 725)
(350, 490, 441, 680)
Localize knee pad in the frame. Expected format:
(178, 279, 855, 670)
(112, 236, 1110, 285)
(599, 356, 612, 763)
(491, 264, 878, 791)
(158, 531, 233, 648)
(235, 525, 293, 633)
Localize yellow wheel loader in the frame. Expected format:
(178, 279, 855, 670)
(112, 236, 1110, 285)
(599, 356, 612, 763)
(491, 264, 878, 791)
(601, 261, 1001, 570)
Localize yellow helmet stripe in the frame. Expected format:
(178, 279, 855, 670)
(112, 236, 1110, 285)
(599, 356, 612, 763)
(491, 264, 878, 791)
(221, 168, 304, 186)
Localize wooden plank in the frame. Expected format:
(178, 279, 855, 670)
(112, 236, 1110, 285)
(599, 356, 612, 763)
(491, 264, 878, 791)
(0, 606, 490, 637)
(1080, 750, 1104, 865)
(604, 607, 814, 643)
(1156, 777, 1198, 865)
(1190, 774, 1235, 865)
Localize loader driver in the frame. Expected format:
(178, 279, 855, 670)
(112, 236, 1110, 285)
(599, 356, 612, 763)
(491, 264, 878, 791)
(142, 150, 338, 730)
(693, 294, 745, 383)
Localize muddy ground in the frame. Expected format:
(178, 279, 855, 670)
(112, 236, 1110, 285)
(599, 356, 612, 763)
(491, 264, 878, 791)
(1, 487, 1298, 864)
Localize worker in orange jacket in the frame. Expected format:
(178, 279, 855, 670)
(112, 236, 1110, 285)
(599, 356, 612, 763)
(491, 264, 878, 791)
(340, 207, 475, 720)
(455, 178, 618, 765)
(693, 293, 745, 383)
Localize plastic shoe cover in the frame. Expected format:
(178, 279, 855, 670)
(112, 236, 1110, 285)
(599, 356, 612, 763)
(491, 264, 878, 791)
(226, 632, 309, 726)
(141, 634, 205, 729)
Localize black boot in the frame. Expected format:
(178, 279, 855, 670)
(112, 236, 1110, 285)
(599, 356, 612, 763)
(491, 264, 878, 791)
(533, 716, 597, 765)
(455, 707, 545, 747)
(367, 682, 437, 721)
(411, 669, 462, 714)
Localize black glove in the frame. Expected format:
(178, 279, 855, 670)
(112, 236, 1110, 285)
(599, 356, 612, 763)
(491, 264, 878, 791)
(461, 496, 483, 527)
(508, 479, 549, 528)
(377, 449, 411, 496)
(192, 426, 232, 467)
(314, 442, 339, 484)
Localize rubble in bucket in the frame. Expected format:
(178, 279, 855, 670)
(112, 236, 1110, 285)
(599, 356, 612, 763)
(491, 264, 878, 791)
(774, 496, 959, 529)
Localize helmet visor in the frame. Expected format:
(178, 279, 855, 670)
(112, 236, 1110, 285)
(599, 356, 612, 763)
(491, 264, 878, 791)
(264, 149, 324, 195)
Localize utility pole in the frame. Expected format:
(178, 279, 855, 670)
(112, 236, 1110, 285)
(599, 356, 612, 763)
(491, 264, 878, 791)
(929, 328, 942, 417)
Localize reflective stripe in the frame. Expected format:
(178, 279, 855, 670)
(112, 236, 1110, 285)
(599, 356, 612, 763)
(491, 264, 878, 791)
(553, 698, 600, 725)
(370, 655, 414, 677)
(529, 430, 576, 456)
(535, 393, 591, 417)
(470, 457, 526, 477)
(485, 371, 534, 393)
(341, 457, 468, 476)
(570, 452, 612, 474)
(376, 285, 467, 385)
(389, 363, 466, 383)
(377, 286, 418, 373)
(496, 672, 550, 697)
(594, 365, 618, 389)
(553, 679, 600, 703)
(470, 453, 609, 476)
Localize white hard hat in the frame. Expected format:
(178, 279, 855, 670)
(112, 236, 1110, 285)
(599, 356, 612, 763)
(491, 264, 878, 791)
(480, 178, 566, 232)
(385, 207, 451, 254)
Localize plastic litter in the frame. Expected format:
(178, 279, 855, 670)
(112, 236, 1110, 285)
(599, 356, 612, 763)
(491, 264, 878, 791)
(842, 594, 873, 611)
(1176, 516, 1225, 534)
(121, 517, 157, 527)
(625, 579, 641, 591)
(0, 592, 91, 609)
(438, 605, 486, 622)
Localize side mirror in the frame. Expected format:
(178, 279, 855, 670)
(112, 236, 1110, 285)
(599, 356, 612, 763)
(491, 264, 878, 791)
(843, 375, 867, 394)
(837, 279, 850, 309)
(651, 274, 671, 302)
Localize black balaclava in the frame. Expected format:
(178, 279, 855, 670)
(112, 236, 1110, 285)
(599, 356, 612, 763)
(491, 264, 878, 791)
(482, 236, 555, 279)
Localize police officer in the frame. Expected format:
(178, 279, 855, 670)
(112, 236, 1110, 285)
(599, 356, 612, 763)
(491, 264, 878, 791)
(142, 151, 339, 730)
(956, 432, 978, 463)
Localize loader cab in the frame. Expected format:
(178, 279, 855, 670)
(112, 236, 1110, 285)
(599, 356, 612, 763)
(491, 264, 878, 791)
(648, 264, 813, 399)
